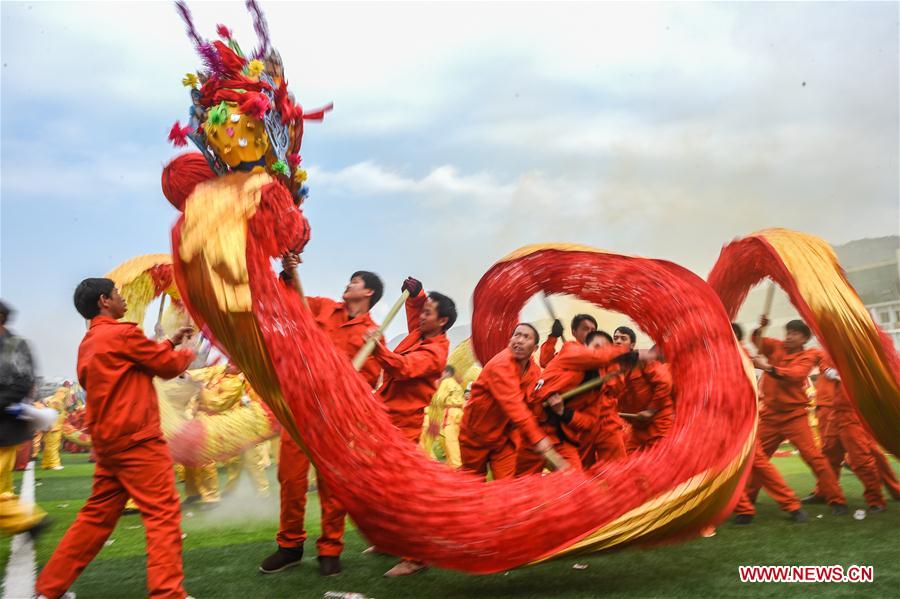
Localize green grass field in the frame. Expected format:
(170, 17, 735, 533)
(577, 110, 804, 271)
(3, 451, 899, 598)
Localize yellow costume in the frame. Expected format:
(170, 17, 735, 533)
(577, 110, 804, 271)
(0, 444, 45, 534)
(40, 387, 70, 470)
(183, 461, 221, 503)
(436, 377, 465, 469)
(224, 441, 269, 497)
(267, 436, 280, 467)
(420, 378, 451, 458)
(171, 367, 223, 504)
(0, 443, 14, 495)
(197, 367, 269, 498)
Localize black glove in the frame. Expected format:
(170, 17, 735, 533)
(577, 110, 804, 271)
(545, 408, 561, 426)
(550, 319, 564, 338)
(402, 277, 423, 297)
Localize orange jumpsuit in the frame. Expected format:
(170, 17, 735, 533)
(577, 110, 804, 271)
(819, 358, 886, 508)
(539, 335, 560, 368)
(459, 348, 543, 480)
(873, 446, 900, 500)
(734, 345, 802, 517)
(608, 362, 674, 453)
(748, 337, 845, 506)
(36, 316, 194, 599)
(809, 352, 836, 499)
(734, 441, 803, 517)
(277, 296, 380, 557)
(515, 342, 627, 475)
(372, 291, 449, 443)
(812, 354, 900, 501)
(579, 387, 629, 468)
(812, 349, 834, 441)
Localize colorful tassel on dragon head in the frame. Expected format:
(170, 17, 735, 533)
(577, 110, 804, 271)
(168, 0, 331, 207)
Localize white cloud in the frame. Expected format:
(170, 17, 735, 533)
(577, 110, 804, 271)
(1, 136, 162, 202)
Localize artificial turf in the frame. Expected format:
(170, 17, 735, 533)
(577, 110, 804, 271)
(3, 451, 899, 598)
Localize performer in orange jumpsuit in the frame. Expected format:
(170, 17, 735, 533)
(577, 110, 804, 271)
(748, 317, 847, 515)
(370, 278, 453, 444)
(461, 324, 544, 480)
(608, 326, 674, 453)
(36, 278, 195, 599)
(577, 331, 631, 468)
(803, 351, 900, 504)
(817, 355, 888, 512)
(516, 330, 633, 476)
(538, 314, 596, 368)
(730, 324, 808, 525)
(811, 349, 835, 442)
(368, 278, 454, 578)
(261, 258, 384, 577)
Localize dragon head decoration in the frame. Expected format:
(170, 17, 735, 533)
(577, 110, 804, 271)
(169, 0, 331, 205)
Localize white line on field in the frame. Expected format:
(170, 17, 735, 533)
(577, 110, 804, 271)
(2, 461, 37, 599)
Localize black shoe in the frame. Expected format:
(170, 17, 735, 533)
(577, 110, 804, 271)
(27, 516, 52, 541)
(790, 509, 808, 523)
(831, 503, 849, 516)
(182, 495, 201, 506)
(259, 547, 303, 574)
(318, 555, 342, 576)
(800, 493, 826, 505)
(122, 507, 140, 516)
(867, 505, 886, 514)
(733, 514, 754, 525)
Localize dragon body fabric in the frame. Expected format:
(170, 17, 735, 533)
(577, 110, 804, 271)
(171, 178, 762, 571)
(165, 0, 898, 574)
(170, 184, 900, 571)
(708, 229, 900, 457)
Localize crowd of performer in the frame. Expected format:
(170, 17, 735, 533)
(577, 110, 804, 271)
(0, 258, 896, 598)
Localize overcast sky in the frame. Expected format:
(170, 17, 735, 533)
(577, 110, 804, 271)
(2, 1, 898, 380)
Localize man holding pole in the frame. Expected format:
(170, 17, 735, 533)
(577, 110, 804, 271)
(363, 277, 454, 578)
(367, 278, 454, 445)
(539, 314, 596, 368)
(608, 326, 674, 453)
(731, 323, 809, 525)
(517, 329, 640, 475)
(460, 323, 570, 480)
(260, 256, 384, 577)
(749, 316, 848, 514)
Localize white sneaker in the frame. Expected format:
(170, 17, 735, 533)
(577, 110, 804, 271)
(35, 593, 75, 599)
(51, 466, 65, 471)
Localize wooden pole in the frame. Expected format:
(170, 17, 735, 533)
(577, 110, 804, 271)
(352, 290, 411, 370)
(542, 371, 619, 407)
(156, 294, 167, 327)
(540, 292, 566, 341)
(762, 281, 776, 319)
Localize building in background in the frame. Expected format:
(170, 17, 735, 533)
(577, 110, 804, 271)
(840, 236, 900, 348)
